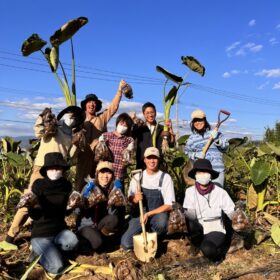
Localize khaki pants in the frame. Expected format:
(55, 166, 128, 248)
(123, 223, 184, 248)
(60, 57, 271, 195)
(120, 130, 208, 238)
(7, 165, 43, 238)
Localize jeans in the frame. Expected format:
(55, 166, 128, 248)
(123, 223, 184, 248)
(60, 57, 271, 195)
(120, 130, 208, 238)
(31, 229, 79, 274)
(121, 212, 168, 250)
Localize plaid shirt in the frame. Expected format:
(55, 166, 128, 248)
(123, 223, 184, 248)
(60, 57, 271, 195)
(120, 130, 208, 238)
(103, 132, 133, 180)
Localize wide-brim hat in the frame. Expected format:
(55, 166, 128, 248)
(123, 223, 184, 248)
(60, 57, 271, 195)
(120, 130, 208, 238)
(57, 105, 85, 127)
(188, 159, 219, 180)
(40, 152, 69, 177)
(80, 94, 102, 112)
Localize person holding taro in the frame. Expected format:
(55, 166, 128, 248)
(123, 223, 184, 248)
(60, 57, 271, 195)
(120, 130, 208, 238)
(76, 161, 126, 252)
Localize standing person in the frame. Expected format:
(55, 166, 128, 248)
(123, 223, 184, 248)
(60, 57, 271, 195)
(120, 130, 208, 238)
(121, 147, 175, 251)
(28, 152, 79, 276)
(100, 112, 134, 184)
(77, 161, 125, 252)
(183, 159, 235, 263)
(0, 105, 84, 251)
(132, 102, 175, 170)
(185, 109, 228, 188)
(76, 80, 129, 191)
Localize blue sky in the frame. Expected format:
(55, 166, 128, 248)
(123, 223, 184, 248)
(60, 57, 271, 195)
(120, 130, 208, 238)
(1, 0, 280, 140)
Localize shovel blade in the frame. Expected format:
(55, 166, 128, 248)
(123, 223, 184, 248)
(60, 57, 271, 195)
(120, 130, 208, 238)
(133, 232, 157, 262)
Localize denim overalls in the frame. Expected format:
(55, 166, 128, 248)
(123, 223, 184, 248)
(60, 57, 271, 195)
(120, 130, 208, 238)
(121, 172, 168, 250)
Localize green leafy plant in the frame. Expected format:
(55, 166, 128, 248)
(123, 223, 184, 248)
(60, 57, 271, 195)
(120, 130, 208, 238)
(21, 17, 88, 106)
(156, 56, 205, 152)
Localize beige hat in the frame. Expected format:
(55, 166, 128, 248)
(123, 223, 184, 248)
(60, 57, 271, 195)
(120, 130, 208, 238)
(144, 147, 160, 158)
(96, 161, 114, 172)
(191, 109, 206, 120)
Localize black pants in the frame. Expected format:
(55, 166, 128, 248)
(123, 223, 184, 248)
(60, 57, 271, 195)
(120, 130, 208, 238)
(79, 214, 119, 251)
(187, 219, 232, 262)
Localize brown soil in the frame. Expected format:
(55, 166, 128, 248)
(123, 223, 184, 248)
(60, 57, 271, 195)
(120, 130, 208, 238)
(1, 230, 280, 280)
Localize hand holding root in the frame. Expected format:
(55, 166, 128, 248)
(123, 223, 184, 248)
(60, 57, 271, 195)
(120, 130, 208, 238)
(72, 129, 86, 151)
(40, 108, 57, 139)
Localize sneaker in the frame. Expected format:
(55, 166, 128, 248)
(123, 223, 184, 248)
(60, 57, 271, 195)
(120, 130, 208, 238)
(0, 240, 18, 251)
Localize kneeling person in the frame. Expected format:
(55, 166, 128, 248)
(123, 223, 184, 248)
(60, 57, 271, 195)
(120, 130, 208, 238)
(121, 147, 175, 250)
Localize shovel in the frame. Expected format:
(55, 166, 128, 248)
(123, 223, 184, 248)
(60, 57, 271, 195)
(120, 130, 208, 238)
(202, 109, 231, 157)
(131, 169, 157, 262)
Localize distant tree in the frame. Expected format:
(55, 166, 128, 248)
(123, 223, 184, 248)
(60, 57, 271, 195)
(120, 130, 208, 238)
(264, 121, 280, 144)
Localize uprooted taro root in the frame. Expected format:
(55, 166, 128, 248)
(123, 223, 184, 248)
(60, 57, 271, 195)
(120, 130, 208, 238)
(87, 186, 107, 207)
(72, 129, 86, 151)
(67, 191, 82, 210)
(40, 107, 57, 139)
(16, 192, 38, 209)
(114, 259, 139, 280)
(94, 141, 113, 162)
(231, 208, 250, 232)
(121, 83, 133, 99)
(167, 202, 188, 234)
(108, 188, 127, 207)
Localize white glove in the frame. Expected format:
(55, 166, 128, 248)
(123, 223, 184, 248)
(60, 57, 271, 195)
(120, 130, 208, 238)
(126, 142, 134, 151)
(214, 139, 222, 146)
(210, 130, 218, 139)
(194, 151, 204, 159)
(98, 134, 105, 142)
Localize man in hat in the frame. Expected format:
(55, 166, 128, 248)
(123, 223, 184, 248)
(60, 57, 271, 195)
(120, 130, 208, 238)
(76, 79, 129, 191)
(121, 147, 175, 251)
(28, 152, 78, 275)
(183, 158, 235, 263)
(0, 106, 84, 251)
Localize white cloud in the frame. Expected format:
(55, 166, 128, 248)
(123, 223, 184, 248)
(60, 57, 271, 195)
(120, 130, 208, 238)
(276, 24, 280, 30)
(226, 41, 263, 56)
(225, 41, 241, 55)
(222, 72, 231, 78)
(222, 69, 243, 78)
(227, 118, 237, 123)
(255, 69, 280, 78)
(269, 37, 278, 45)
(257, 81, 270, 90)
(273, 82, 280, 89)
(248, 19, 256, 27)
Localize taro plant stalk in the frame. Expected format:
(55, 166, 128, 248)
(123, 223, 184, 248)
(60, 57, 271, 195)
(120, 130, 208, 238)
(21, 17, 88, 106)
(156, 56, 205, 153)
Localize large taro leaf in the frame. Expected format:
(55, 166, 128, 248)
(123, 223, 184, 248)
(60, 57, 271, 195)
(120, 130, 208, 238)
(50, 16, 88, 47)
(181, 56, 205, 76)
(228, 137, 248, 152)
(250, 160, 270, 186)
(44, 47, 59, 72)
(177, 134, 190, 146)
(21, 34, 47, 56)
(266, 142, 280, 156)
(156, 66, 183, 83)
(164, 86, 178, 104)
(172, 156, 188, 168)
(271, 223, 280, 246)
(6, 152, 26, 167)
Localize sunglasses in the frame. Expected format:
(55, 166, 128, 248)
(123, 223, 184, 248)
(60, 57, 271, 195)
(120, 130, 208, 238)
(193, 118, 205, 123)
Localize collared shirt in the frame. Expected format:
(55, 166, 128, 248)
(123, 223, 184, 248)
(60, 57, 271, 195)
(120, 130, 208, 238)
(103, 132, 133, 180)
(146, 122, 156, 135)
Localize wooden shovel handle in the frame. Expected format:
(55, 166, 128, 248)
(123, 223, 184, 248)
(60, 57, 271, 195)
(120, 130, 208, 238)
(135, 175, 148, 247)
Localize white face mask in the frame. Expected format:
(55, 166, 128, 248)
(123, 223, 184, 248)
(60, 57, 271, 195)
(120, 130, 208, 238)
(62, 113, 76, 127)
(195, 173, 211, 185)
(116, 124, 128, 135)
(47, 169, 63, 181)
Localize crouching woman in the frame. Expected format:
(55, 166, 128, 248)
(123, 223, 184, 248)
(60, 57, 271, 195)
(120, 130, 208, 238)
(28, 152, 78, 275)
(183, 159, 235, 263)
(77, 161, 125, 252)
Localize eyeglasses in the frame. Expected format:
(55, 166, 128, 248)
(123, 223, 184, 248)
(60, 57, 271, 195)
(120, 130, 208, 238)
(193, 118, 205, 123)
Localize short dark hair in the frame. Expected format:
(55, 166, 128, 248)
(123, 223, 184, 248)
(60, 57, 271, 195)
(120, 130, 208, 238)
(116, 113, 133, 135)
(142, 102, 156, 113)
(190, 117, 211, 134)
